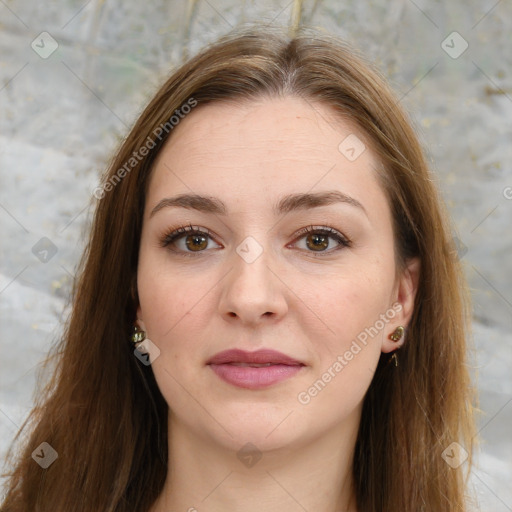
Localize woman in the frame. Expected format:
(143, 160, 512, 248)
(1, 26, 476, 511)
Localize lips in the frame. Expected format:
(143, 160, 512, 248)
(207, 349, 305, 390)
(207, 348, 304, 366)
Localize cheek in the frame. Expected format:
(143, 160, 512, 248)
(308, 261, 394, 343)
(301, 264, 394, 389)
(136, 250, 221, 364)
(136, 260, 213, 410)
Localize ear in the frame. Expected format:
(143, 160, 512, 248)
(382, 257, 420, 353)
(132, 274, 147, 332)
(135, 304, 147, 332)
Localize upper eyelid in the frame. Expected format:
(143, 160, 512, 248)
(160, 225, 350, 250)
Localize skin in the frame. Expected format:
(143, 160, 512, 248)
(137, 96, 420, 512)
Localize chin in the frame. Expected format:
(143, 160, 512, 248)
(207, 401, 312, 452)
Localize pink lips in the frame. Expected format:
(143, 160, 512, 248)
(207, 349, 305, 390)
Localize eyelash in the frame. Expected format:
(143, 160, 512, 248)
(159, 223, 351, 257)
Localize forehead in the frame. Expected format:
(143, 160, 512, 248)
(146, 96, 388, 220)
(155, 96, 370, 167)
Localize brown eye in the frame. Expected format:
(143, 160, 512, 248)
(161, 224, 350, 258)
(292, 226, 351, 255)
(185, 233, 208, 251)
(305, 232, 329, 251)
(160, 224, 219, 256)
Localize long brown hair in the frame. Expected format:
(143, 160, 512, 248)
(1, 26, 476, 511)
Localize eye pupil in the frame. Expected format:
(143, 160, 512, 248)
(186, 234, 208, 251)
(306, 233, 329, 251)
(163, 225, 347, 257)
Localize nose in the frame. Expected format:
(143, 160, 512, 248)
(218, 240, 288, 327)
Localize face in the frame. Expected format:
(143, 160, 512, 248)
(136, 96, 418, 454)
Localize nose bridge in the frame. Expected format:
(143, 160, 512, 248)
(220, 233, 287, 322)
(231, 233, 274, 299)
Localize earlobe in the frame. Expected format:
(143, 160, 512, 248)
(397, 257, 421, 325)
(382, 257, 421, 354)
(135, 305, 146, 332)
(131, 274, 145, 330)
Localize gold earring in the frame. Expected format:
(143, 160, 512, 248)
(131, 325, 146, 344)
(389, 326, 404, 342)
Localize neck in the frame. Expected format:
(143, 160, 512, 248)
(151, 412, 360, 512)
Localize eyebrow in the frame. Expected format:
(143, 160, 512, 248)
(149, 190, 367, 219)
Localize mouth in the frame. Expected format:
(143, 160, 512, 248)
(207, 348, 304, 366)
(207, 349, 305, 390)
(225, 362, 283, 367)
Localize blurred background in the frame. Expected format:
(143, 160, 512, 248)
(0, 0, 511, 509)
